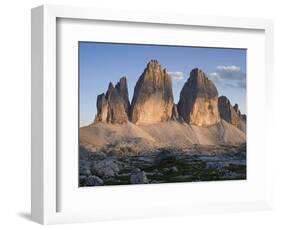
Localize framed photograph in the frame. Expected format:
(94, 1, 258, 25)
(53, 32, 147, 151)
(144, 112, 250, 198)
(31, 5, 274, 224)
(79, 42, 247, 187)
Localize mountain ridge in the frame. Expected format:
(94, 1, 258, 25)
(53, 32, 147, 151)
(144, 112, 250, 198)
(93, 59, 246, 127)
(82, 59, 246, 154)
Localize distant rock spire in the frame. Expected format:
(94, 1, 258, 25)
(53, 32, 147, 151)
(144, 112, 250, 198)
(218, 96, 246, 132)
(95, 77, 130, 124)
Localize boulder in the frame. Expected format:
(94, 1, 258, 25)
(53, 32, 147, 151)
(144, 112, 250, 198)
(154, 149, 177, 166)
(177, 68, 220, 126)
(79, 166, 91, 176)
(91, 158, 120, 178)
(171, 166, 179, 172)
(130, 168, 149, 184)
(85, 175, 104, 186)
(130, 60, 174, 124)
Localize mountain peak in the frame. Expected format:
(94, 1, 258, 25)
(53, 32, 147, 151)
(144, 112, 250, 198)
(190, 67, 203, 75)
(130, 60, 174, 124)
(218, 96, 246, 132)
(116, 76, 127, 86)
(95, 77, 129, 124)
(115, 76, 130, 114)
(146, 59, 162, 72)
(188, 68, 218, 98)
(115, 76, 128, 93)
(178, 68, 220, 126)
(147, 59, 160, 65)
(108, 82, 114, 90)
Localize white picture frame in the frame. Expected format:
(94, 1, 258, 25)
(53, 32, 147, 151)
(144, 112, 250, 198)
(31, 5, 274, 225)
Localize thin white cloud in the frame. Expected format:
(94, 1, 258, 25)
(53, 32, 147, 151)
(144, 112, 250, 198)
(168, 71, 185, 81)
(216, 65, 241, 73)
(208, 65, 246, 89)
(208, 72, 221, 85)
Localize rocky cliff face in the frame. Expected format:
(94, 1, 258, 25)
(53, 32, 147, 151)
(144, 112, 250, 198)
(233, 103, 247, 122)
(115, 77, 130, 114)
(95, 93, 109, 122)
(93, 62, 246, 132)
(171, 104, 179, 121)
(130, 60, 174, 124)
(218, 96, 246, 131)
(95, 78, 129, 124)
(218, 96, 240, 127)
(86, 62, 246, 152)
(177, 68, 220, 126)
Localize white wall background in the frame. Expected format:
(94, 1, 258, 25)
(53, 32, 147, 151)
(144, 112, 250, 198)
(0, 0, 280, 229)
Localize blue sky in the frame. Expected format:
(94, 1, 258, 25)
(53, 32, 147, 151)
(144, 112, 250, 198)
(79, 42, 246, 127)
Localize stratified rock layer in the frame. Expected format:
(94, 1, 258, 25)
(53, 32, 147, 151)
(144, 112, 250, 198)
(130, 60, 174, 124)
(95, 77, 129, 124)
(177, 68, 220, 126)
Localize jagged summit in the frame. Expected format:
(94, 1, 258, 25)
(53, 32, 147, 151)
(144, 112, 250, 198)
(233, 103, 246, 121)
(95, 77, 129, 124)
(85, 62, 246, 153)
(188, 68, 218, 98)
(146, 59, 161, 67)
(93, 62, 245, 133)
(177, 68, 220, 126)
(130, 60, 174, 124)
(107, 82, 114, 90)
(218, 95, 246, 132)
(115, 76, 130, 114)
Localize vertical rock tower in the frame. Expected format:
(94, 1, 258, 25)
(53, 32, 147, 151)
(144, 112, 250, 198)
(218, 95, 246, 132)
(218, 96, 241, 127)
(177, 68, 220, 126)
(130, 60, 174, 124)
(95, 77, 130, 124)
(115, 77, 130, 115)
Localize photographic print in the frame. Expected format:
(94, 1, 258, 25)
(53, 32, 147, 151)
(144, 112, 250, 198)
(79, 42, 246, 187)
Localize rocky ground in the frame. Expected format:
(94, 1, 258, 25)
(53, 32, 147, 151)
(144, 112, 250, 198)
(79, 143, 246, 187)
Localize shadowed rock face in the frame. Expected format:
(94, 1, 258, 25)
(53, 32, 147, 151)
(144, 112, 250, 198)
(93, 63, 246, 132)
(130, 60, 174, 124)
(218, 96, 246, 131)
(115, 77, 130, 114)
(177, 68, 220, 126)
(95, 78, 129, 124)
(218, 96, 239, 126)
(240, 114, 247, 122)
(95, 93, 108, 122)
(233, 103, 247, 122)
